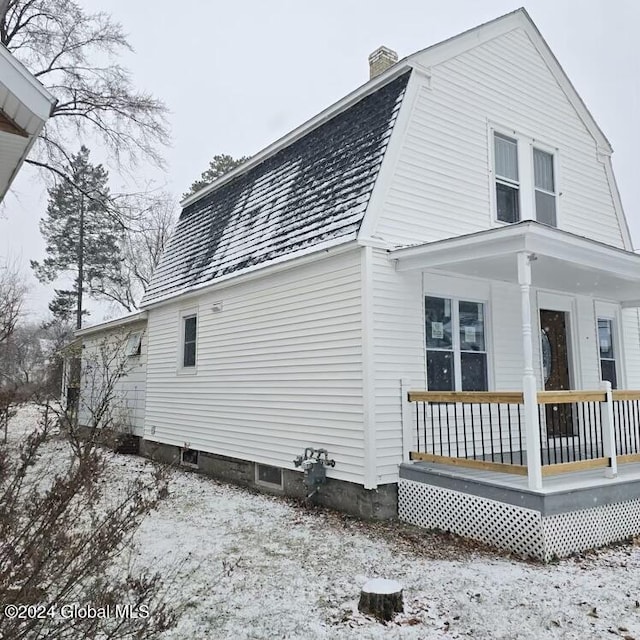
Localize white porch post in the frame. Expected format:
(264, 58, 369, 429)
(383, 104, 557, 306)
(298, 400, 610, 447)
(517, 251, 543, 490)
(401, 378, 414, 462)
(600, 381, 618, 478)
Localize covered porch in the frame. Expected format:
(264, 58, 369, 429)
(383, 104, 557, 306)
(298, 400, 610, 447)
(390, 221, 640, 559)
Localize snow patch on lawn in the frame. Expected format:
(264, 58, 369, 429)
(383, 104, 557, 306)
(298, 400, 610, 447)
(7, 406, 640, 639)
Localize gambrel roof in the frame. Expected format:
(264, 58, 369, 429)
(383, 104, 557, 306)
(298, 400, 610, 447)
(142, 8, 622, 307)
(142, 72, 410, 305)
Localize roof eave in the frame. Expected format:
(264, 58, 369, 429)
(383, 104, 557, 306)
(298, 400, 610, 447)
(141, 236, 359, 310)
(75, 311, 148, 337)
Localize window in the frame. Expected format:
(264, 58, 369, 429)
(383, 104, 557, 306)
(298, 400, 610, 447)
(533, 148, 556, 226)
(181, 448, 199, 467)
(492, 128, 559, 227)
(494, 133, 520, 223)
(255, 464, 283, 489)
(182, 315, 197, 368)
(597, 318, 617, 389)
(425, 296, 488, 391)
(124, 331, 142, 357)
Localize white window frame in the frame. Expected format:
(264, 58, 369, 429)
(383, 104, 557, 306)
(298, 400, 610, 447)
(489, 123, 560, 228)
(178, 308, 198, 374)
(424, 294, 489, 392)
(532, 146, 558, 226)
(493, 132, 521, 224)
(124, 330, 142, 357)
(594, 302, 623, 390)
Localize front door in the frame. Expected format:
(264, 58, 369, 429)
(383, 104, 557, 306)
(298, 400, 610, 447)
(540, 309, 573, 437)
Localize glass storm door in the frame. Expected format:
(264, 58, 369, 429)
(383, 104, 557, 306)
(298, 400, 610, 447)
(540, 309, 574, 437)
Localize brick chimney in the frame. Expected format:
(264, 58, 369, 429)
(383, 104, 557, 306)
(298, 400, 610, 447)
(368, 46, 398, 79)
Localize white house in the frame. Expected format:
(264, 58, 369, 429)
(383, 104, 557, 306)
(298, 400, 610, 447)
(78, 9, 640, 559)
(0, 43, 55, 201)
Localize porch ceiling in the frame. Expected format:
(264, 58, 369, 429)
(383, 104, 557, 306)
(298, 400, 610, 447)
(390, 221, 640, 304)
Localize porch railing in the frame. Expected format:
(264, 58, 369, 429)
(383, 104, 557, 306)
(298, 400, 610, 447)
(408, 391, 526, 474)
(408, 387, 640, 479)
(612, 391, 640, 462)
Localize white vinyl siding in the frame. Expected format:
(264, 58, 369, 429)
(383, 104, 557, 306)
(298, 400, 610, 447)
(370, 248, 425, 484)
(622, 308, 640, 389)
(373, 28, 625, 247)
(144, 249, 366, 484)
(78, 322, 147, 436)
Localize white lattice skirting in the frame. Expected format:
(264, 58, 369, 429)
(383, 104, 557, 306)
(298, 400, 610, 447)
(398, 479, 640, 561)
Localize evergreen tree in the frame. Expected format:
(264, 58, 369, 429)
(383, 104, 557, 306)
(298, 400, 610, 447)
(183, 153, 250, 198)
(31, 146, 124, 329)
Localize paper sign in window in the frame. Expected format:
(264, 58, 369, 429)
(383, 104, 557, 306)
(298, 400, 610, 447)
(431, 322, 444, 339)
(464, 326, 476, 343)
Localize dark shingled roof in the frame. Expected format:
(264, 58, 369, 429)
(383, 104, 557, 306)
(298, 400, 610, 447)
(142, 71, 410, 305)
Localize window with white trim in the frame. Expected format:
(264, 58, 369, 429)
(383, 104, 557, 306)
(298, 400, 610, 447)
(533, 148, 556, 226)
(597, 318, 617, 389)
(492, 129, 558, 228)
(182, 314, 197, 368)
(494, 133, 520, 223)
(425, 296, 488, 391)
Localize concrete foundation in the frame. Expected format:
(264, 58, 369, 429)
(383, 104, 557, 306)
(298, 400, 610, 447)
(139, 439, 397, 520)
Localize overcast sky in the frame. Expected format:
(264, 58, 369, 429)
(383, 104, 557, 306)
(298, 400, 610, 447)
(1, 0, 638, 322)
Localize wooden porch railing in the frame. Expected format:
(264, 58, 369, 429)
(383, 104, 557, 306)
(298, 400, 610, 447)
(408, 387, 640, 479)
(612, 390, 640, 463)
(408, 391, 526, 475)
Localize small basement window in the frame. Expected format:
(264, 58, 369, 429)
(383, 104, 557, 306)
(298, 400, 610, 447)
(255, 463, 283, 489)
(124, 331, 142, 357)
(181, 448, 199, 468)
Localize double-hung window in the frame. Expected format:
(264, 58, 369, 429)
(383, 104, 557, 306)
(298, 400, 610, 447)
(425, 296, 488, 391)
(182, 315, 197, 368)
(494, 133, 520, 223)
(493, 130, 558, 227)
(597, 318, 617, 389)
(533, 148, 556, 226)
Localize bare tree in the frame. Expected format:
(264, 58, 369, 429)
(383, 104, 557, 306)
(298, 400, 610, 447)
(0, 258, 27, 346)
(0, 0, 169, 184)
(0, 332, 178, 639)
(91, 193, 177, 311)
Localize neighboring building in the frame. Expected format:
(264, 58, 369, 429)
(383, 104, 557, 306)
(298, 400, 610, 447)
(0, 44, 55, 202)
(75, 312, 147, 435)
(78, 9, 640, 558)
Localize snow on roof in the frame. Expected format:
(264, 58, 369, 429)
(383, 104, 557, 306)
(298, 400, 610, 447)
(141, 72, 410, 306)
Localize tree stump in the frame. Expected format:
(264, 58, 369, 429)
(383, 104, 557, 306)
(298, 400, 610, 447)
(358, 578, 403, 621)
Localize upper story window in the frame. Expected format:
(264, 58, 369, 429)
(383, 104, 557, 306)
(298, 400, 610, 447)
(182, 315, 197, 368)
(492, 130, 558, 228)
(533, 148, 556, 226)
(494, 133, 520, 223)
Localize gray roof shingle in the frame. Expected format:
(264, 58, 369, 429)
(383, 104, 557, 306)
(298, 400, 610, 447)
(142, 71, 410, 306)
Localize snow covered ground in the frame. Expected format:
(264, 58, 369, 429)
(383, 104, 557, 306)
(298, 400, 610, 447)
(7, 406, 640, 639)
